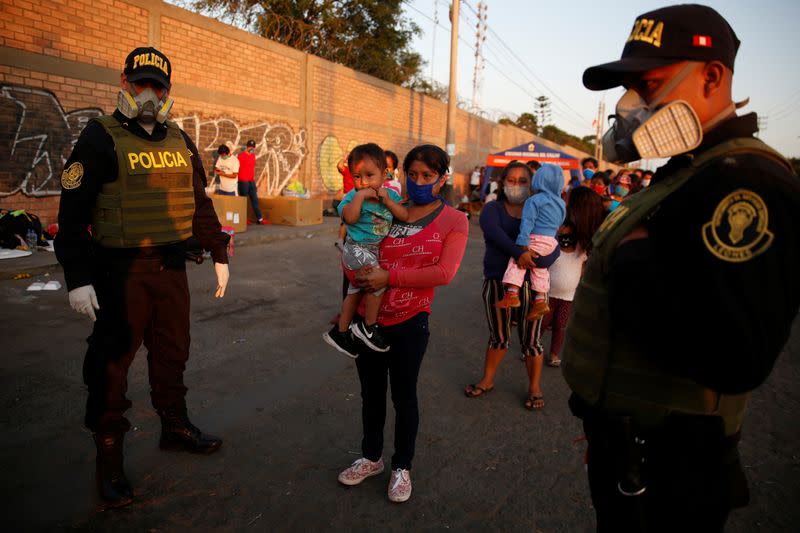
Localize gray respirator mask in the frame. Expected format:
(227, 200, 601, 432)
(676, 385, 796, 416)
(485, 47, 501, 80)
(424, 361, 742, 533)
(601, 62, 738, 163)
(503, 185, 530, 205)
(117, 87, 173, 124)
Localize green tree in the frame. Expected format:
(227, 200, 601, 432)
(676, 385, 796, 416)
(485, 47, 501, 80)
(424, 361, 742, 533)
(534, 95, 551, 128)
(405, 77, 449, 102)
(191, 0, 423, 85)
(496, 113, 537, 134)
(515, 112, 538, 135)
(540, 124, 594, 154)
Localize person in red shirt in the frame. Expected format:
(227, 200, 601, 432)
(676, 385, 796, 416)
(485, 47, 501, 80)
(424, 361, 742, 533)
(237, 140, 268, 224)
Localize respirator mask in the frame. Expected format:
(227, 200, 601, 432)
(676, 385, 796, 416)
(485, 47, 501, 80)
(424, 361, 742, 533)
(117, 87, 173, 124)
(601, 62, 737, 163)
(503, 185, 529, 205)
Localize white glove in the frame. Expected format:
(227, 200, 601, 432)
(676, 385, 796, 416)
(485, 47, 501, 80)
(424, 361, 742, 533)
(214, 262, 229, 298)
(68, 285, 99, 321)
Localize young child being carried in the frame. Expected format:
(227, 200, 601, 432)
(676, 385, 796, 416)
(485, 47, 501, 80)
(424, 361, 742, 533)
(495, 163, 566, 321)
(323, 143, 409, 357)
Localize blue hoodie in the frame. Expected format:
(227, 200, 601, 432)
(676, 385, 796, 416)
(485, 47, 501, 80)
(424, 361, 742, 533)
(516, 163, 567, 246)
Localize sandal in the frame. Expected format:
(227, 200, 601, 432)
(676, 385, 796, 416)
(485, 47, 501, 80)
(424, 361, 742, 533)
(524, 395, 545, 410)
(547, 357, 561, 367)
(464, 384, 494, 398)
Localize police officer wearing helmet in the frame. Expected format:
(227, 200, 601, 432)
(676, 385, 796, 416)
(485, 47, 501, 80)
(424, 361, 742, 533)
(55, 47, 231, 508)
(562, 5, 800, 531)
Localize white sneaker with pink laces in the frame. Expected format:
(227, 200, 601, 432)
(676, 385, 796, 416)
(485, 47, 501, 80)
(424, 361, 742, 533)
(337, 457, 385, 486)
(387, 468, 412, 502)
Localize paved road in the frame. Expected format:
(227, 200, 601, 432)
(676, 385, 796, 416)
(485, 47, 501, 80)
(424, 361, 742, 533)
(1, 219, 798, 532)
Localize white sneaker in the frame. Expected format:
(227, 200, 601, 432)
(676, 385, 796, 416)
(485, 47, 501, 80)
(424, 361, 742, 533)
(387, 468, 412, 502)
(337, 457, 384, 486)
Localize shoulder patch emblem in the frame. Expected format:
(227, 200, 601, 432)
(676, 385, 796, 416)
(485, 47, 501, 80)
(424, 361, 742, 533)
(61, 162, 84, 190)
(702, 189, 773, 263)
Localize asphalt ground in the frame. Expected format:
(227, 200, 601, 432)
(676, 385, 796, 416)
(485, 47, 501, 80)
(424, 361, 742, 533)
(1, 217, 798, 532)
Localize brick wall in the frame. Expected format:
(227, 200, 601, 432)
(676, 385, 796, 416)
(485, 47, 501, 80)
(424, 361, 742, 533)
(0, 0, 588, 225)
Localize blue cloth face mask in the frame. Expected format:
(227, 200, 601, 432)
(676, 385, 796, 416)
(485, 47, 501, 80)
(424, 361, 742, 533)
(583, 169, 595, 180)
(406, 175, 443, 205)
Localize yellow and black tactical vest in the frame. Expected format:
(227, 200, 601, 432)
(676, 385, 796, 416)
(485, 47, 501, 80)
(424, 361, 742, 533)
(562, 137, 792, 436)
(91, 115, 195, 248)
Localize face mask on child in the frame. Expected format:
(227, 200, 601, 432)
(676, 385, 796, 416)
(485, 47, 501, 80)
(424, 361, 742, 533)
(591, 184, 607, 196)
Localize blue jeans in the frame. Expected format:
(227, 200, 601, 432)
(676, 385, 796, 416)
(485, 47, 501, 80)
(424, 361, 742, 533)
(237, 181, 262, 221)
(216, 190, 236, 196)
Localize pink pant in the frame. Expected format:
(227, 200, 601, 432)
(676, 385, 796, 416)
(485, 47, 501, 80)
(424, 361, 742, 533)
(502, 235, 558, 293)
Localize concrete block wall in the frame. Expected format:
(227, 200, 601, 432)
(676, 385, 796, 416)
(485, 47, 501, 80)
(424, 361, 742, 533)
(0, 0, 587, 225)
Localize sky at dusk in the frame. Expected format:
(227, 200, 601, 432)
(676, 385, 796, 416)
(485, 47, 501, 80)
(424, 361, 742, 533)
(406, 0, 800, 158)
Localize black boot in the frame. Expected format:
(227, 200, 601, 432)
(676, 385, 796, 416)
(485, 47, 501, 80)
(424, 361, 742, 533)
(93, 432, 134, 508)
(157, 407, 222, 454)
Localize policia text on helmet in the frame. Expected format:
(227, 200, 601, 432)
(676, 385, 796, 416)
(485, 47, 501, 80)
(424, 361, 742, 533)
(563, 4, 800, 532)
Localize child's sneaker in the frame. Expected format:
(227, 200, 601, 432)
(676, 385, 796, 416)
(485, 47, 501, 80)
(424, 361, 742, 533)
(352, 321, 390, 352)
(494, 292, 521, 309)
(387, 468, 412, 502)
(526, 299, 550, 321)
(323, 325, 359, 358)
(338, 457, 384, 486)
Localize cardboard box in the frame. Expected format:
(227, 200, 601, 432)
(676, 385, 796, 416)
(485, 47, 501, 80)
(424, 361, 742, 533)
(209, 194, 247, 233)
(249, 196, 323, 226)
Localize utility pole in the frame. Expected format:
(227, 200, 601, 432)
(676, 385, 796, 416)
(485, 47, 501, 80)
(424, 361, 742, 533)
(756, 116, 768, 138)
(471, 1, 487, 110)
(446, 0, 460, 156)
(594, 100, 605, 161)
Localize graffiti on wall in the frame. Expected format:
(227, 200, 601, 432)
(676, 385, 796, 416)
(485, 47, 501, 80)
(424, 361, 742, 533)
(0, 84, 307, 198)
(0, 84, 103, 197)
(174, 116, 306, 196)
(318, 135, 361, 192)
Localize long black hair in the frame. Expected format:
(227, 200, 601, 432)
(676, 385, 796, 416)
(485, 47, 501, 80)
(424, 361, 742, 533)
(496, 161, 532, 203)
(385, 150, 399, 171)
(566, 187, 605, 253)
(402, 144, 449, 176)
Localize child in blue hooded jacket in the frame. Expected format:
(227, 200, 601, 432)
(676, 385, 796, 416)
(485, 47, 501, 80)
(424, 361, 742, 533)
(495, 163, 567, 320)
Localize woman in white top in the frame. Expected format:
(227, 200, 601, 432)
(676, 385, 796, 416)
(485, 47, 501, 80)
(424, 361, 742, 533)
(543, 187, 605, 367)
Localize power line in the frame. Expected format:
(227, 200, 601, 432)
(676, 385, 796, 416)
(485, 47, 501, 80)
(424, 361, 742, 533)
(766, 88, 800, 115)
(462, 0, 593, 128)
(403, 1, 589, 133)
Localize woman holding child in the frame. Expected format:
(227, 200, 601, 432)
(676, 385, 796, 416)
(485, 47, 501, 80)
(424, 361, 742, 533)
(333, 144, 469, 503)
(464, 162, 562, 410)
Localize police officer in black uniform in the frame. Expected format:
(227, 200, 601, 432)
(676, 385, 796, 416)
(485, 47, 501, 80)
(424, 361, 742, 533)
(55, 47, 231, 508)
(562, 5, 800, 532)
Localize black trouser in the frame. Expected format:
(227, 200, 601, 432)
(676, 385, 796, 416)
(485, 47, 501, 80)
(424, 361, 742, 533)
(237, 181, 263, 221)
(576, 396, 749, 533)
(83, 257, 191, 433)
(355, 312, 429, 470)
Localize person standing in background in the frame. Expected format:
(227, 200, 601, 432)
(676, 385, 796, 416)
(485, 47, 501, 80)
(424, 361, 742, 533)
(384, 150, 403, 196)
(237, 140, 269, 225)
(214, 144, 239, 196)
